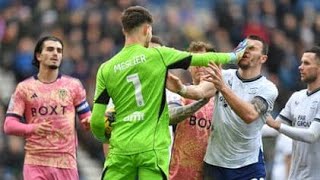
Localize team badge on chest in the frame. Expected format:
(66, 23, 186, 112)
(58, 89, 68, 101)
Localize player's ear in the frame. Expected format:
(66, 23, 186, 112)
(36, 52, 42, 62)
(142, 24, 150, 36)
(260, 55, 268, 63)
(122, 28, 127, 36)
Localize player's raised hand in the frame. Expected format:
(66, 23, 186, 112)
(34, 120, 53, 136)
(166, 72, 184, 93)
(205, 62, 225, 92)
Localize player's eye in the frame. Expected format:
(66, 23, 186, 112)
(57, 48, 62, 53)
(47, 47, 54, 51)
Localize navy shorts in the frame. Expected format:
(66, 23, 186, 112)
(203, 150, 266, 180)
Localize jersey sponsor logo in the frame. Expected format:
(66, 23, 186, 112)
(294, 115, 312, 127)
(31, 105, 67, 117)
(295, 120, 312, 127)
(298, 115, 306, 121)
(114, 55, 146, 72)
(189, 115, 211, 129)
(123, 111, 144, 122)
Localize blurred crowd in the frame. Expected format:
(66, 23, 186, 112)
(0, 0, 319, 179)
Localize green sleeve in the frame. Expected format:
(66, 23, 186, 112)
(155, 46, 191, 66)
(91, 103, 108, 142)
(90, 64, 109, 143)
(156, 46, 236, 67)
(191, 52, 236, 66)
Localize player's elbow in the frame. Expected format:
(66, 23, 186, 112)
(3, 118, 13, 135)
(242, 112, 259, 124)
(304, 134, 318, 144)
(3, 122, 9, 134)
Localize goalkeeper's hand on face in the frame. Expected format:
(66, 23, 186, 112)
(231, 39, 250, 63)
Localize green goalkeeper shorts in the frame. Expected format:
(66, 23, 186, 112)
(102, 148, 169, 180)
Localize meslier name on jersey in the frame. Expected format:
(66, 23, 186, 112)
(114, 55, 146, 72)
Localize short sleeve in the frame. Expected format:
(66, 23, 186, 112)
(6, 83, 26, 117)
(73, 79, 87, 106)
(166, 89, 183, 106)
(279, 93, 296, 123)
(257, 82, 279, 114)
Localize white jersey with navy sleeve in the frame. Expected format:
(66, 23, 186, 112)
(279, 89, 320, 180)
(204, 69, 278, 168)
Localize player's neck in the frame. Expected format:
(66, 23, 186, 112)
(37, 68, 59, 83)
(307, 79, 320, 93)
(237, 68, 261, 79)
(125, 34, 146, 47)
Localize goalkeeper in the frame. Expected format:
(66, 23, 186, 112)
(90, 5, 249, 180)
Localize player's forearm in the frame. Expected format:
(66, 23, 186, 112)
(179, 82, 216, 100)
(179, 85, 205, 100)
(191, 52, 235, 66)
(91, 103, 108, 142)
(279, 121, 320, 143)
(261, 124, 279, 137)
(4, 116, 35, 136)
(169, 98, 209, 125)
(220, 86, 259, 123)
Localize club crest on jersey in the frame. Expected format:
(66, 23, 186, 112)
(249, 87, 258, 94)
(58, 89, 67, 101)
(311, 101, 318, 109)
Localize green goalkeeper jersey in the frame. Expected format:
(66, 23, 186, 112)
(91, 44, 233, 155)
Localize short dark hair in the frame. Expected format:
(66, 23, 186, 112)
(150, 36, 164, 46)
(305, 46, 320, 63)
(247, 35, 268, 55)
(32, 36, 63, 69)
(188, 41, 216, 53)
(121, 6, 153, 33)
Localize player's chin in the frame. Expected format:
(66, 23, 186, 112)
(48, 65, 59, 70)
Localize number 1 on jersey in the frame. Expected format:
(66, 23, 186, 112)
(127, 73, 145, 107)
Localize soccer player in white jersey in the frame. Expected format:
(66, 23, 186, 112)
(266, 46, 320, 180)
(203, 35, 279, 180)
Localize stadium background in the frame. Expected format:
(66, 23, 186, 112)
(0, 0, 319, 179)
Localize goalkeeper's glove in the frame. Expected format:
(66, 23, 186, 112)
(105, 108, 116, 135)
(230, 39, 248, 63)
